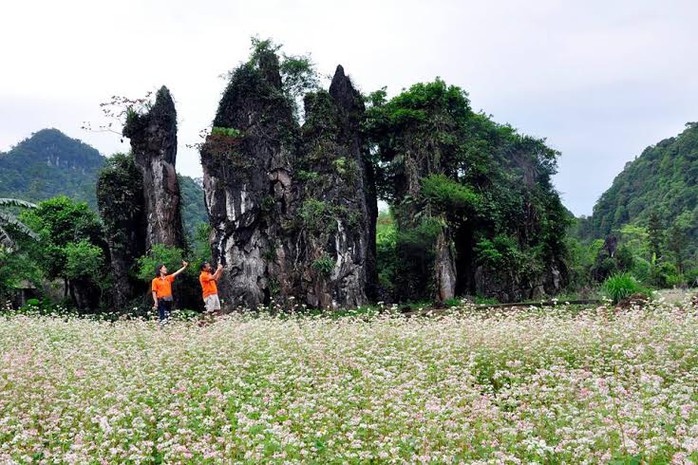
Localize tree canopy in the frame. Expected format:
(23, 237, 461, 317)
(366, 79, 569, 302)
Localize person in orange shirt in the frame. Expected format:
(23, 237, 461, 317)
(199, 262, 224, 315)
(152, 261, 188, 322)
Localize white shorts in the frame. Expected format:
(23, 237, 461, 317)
(204, 294, 221, 312)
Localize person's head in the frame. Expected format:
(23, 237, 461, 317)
(155, 264, 167, 277)
(200, 262, 211, 272)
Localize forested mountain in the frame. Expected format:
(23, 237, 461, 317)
(0, 129, 104, 208)
(0, 129, 207, 237)
(578, 122, 698, 261)
(178, 175, 208, 238)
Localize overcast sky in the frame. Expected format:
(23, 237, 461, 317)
(1, 0, 696, 216)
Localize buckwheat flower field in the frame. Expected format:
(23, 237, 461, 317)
(1, 302, 697, 464)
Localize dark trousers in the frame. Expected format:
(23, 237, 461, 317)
(157, 299, 173, 321)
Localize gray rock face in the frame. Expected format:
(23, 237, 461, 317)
(123, 86, 185, 250)
(201, 59, 376, 310)
(434, 228, 457, 302)
(473, 262, 563, 303)
(392, 154, 458, 303)
(201, 51, 297, 308)
(294, 66, 375, 308)
(329, 65, 378, 302)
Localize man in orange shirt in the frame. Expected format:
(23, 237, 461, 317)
(199, 262, 224, 315)
(152, 261, 188, 323)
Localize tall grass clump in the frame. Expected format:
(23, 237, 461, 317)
(603, 272, 644, 304)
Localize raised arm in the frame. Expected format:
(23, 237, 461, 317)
(212, 263, 224, 281)
(172, 261, 188, 277)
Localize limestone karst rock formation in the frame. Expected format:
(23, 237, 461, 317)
(201, 49, 298, 308)
(200, 52, 377, 309)
(98, 86, 186, 309)
(123, 86, 186, 250)
(293, 65, 377, 308)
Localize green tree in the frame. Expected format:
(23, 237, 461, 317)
(618, 224, 650, 260)
(191, 222, 213, 268)
(96, 152, 147, 311)
(178, 175, 207, 241)
(136, 244, 185, 282)
(222, 37, 320, 123)
(366, 79, 568, 302)
(65, 240, 105, 282)
(375, 211, 398, 297)
(0, 198, 41, 303)
(20, 196, 107, 310)
(0, 247, 44, 305)
(647, 210, 664, 261)
(665, 212, 692, 276)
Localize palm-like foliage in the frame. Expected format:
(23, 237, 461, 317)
(0, 198, 38, 250)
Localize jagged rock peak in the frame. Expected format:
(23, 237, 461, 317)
(149, 86, 177, 135)
(123, 84, 185, 250)
(257, 49, 283, 90)
(123, 85, 178, 166)
(201, 51, 298, 309)
(329, 65, 362, 113)
(332, 64, 346, 80)
(213, 52, 293, 131)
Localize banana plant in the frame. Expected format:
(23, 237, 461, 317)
(0, 198, 38, 250)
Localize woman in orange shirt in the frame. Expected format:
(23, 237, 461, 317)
(152, 261, 188, 323)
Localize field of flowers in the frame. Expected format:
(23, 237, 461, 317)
(1, 299, 697, 464)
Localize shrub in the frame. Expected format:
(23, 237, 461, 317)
(210, 126, 241, 138)
(603, 272, 643, 304)
(311, 255, 334, 277)
(136, 244, 185, 282)
(421, 174, 479, 215)
(630, 257, 651, 284)
(649, 262, 679, 288)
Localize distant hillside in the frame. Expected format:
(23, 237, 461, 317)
(0, 129, 104, 208)
(577, 122, 698, 257)
(178, 175, 208, 238)
(0, 128, 207, 238)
